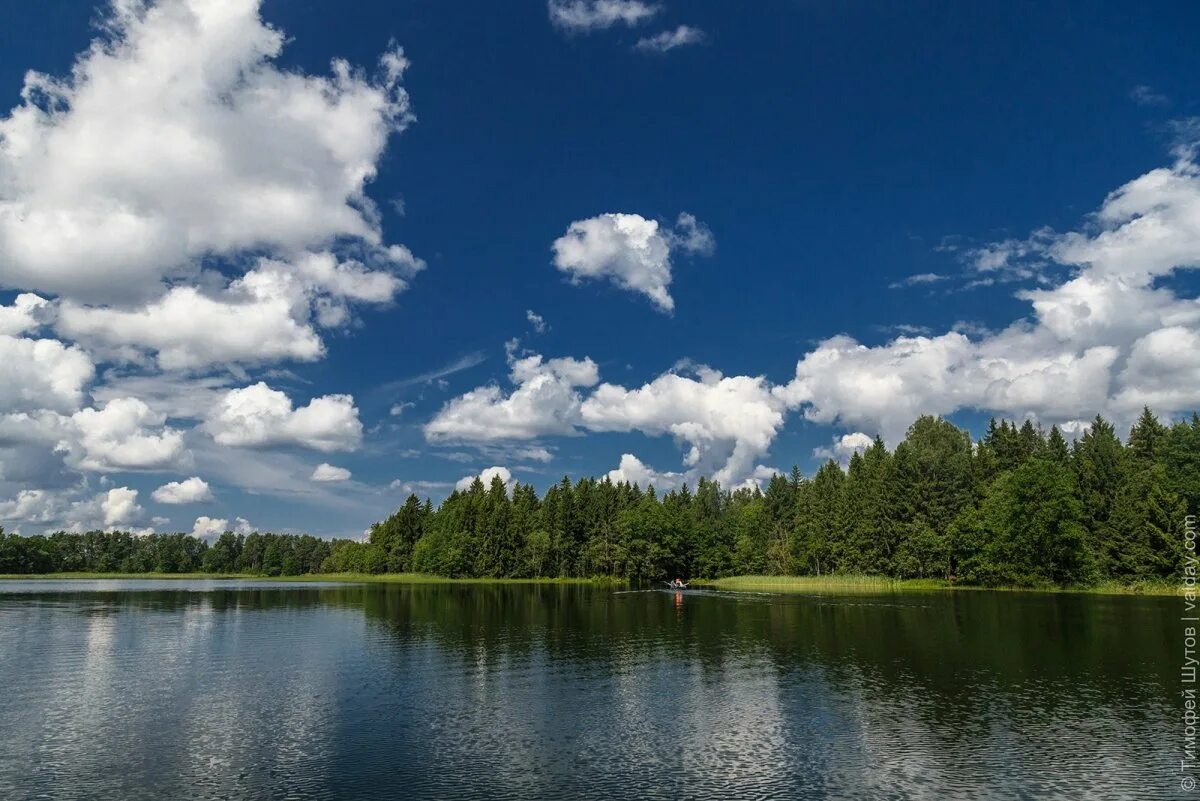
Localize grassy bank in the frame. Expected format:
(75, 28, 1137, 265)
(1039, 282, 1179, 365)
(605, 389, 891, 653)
(697, 574, 1183, 596)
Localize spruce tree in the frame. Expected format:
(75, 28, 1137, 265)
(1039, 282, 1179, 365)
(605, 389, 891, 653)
(1072, 415, 1127, 578)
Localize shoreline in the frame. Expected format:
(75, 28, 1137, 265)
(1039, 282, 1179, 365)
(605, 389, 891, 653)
(0, 572, 1180, 595)
(0, 572, 615, 585)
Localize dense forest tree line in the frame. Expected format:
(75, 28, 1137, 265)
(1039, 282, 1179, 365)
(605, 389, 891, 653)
(0, 530, 332, 577)
(2, 409, 1198, 587)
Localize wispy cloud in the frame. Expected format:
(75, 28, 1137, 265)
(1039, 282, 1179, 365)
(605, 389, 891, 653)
(1130, 84, 1170, 107)
(634, 24, 706, 53)
(526, 309, 547, 333)
(888, 272, 948, 289)
(389, 478, 454, 494)
(372, 351, 488, 398)
(548, 0, 659, 33)
(874, 323, 933, 337)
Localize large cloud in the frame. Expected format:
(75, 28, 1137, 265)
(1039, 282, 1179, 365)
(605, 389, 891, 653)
(0, 335, 94, 413)
(0, 485, 147, 533)
(0, 489, 63, 528)
(429, 350, 784, 487)
(204, 382, 363, 452)
(56, 250, 420, 370)
(581, 365, 784, 486)
(552, 212, 713, 312)
(14, 0, 424, 367)
(0, 294, 52, 336)
(777, 150, 1200, 440)
(428, 146, 1200, 488)
(68, 397, 187, 471)
(0, 0, 423, 530)
(0, 0, 413, 303)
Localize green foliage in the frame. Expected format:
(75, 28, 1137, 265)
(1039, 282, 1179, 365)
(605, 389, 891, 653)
(368, 494, 429, 573)
(2, 409, 1197, 588)
(0, 528, 331, 577)
(976, 457, 1091, 586)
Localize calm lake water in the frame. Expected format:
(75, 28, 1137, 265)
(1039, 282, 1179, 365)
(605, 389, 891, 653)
(0, 580, 1180, 800)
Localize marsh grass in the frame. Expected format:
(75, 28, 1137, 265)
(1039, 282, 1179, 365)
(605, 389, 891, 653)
(698, 574, 1182, 596)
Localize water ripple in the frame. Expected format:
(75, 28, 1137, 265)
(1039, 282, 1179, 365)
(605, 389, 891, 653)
(0, 581, 1181, 800)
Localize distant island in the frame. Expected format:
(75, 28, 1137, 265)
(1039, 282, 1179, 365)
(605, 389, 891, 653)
(2, 410, 1196, 593)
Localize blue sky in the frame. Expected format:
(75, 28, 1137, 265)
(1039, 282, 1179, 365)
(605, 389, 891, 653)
(1, 0, 1199, 537)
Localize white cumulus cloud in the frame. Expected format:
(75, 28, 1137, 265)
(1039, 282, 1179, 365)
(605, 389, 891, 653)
(0, 488, 63, 528)
(0, 0, 414, 303)
(777, 147, 1200, 439)
(204, 382, 363, 452)
(605, 453, 684, 490)
(455, 465, 513, 492)
(192, 516, 227, 538)
(582, 364, 785, 487)
(68, 397, 186, 471)
(0, 335, 94, 414)
(425, 346, 599, 441)
(102, 487, 142, 528)
(430, 348, 788, 488)
(0, 294, 53, 336)
(151, 476, 213, 504)
(311, 463, 351, 482)
(552, 212, 713, 313)
(191, 515, 253, 538)
(813, 432, 874, 465)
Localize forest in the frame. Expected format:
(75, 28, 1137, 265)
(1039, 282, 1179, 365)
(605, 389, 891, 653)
(1, 409, 1197, 588)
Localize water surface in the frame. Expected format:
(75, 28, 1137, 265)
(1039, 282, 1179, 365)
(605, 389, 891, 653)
(0, 580, 1179, 800)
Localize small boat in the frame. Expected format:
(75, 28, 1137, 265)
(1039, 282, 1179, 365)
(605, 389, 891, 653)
(662, 581, 689, 590)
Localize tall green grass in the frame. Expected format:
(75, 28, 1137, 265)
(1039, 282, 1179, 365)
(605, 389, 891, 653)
(698, 574, 1182, 596)
(699, 575, 915, 593)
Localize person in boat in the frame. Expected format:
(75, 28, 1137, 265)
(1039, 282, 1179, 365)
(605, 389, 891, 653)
(673, 577, 686, 589)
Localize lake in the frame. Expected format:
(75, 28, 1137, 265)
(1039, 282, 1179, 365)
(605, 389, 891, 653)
(0, 580, 1180, 800)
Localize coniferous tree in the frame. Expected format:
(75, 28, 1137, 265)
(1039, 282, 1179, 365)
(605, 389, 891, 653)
(4, 408, 1198, 587)
(1072, 415, 1127, 578)
(793, 460, 847, 575)
(1044, 425, 1070, 464)
(844, 437, 895, 574)
(1129, 407, 1168, 466)
(892, 416, 973, 578)
(1165, 414, 1200, 518)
